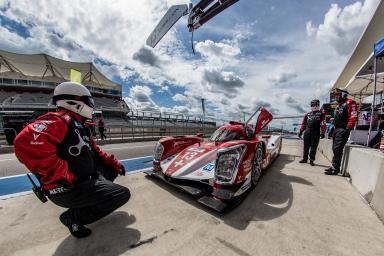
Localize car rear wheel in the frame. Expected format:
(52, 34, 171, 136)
(251, 146, 263, 187)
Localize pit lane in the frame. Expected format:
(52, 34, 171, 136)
(0, 139, 383, 256)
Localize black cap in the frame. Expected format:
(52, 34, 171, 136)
(310, 99, 320, 106)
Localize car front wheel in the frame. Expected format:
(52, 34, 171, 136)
(251, 146, 263, 187)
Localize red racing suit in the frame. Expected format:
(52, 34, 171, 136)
(333, 98, 358, 129)
(299, 110, 326, 134)
(14, 110, 123, 190)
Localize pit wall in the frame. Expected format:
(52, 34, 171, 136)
(318, 139, 384, 221)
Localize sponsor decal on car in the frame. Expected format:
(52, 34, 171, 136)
(173, 140, 193, 148)
(243, 159, 252, 170)
(202, 163, 215, 172)
(173, 151, 199, 167)
(188, 147, 206, 153)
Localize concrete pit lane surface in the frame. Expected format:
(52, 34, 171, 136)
(0, 139, 383, 255)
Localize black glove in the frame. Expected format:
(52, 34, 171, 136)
(298, 132, 302, 139)
(119, 164, 126, 176)
(320, 133, 325, 139)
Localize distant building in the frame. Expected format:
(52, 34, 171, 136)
(0, 49, 129, 116)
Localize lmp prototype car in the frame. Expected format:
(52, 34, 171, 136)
(145, 108, 282, 212)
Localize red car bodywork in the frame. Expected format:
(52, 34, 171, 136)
(146, 108, 282, 212)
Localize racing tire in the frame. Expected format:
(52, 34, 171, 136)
(251, 146, 263, 187)
(277, 137, 282, 157)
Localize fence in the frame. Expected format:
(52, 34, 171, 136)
(0, 120, 217, 146)
(94, 124, 216, 141)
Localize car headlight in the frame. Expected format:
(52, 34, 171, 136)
(215, 144, 247, 184)
(153, 142, 164, 162)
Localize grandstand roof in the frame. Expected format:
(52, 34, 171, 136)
(331, 1, 384, 94)
(0, 49, 121, 91)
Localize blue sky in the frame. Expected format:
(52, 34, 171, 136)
(0, 0, 380, 126)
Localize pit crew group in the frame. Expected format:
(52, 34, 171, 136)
(10, 81, 366, 239)
(298, 89, 358, 175)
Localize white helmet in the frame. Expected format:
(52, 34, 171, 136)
(53, 82, 94, 119)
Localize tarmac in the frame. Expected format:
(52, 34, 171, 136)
(0, 139, 383, 256)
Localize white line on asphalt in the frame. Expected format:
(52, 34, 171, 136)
(120, 155, 153, 161)
(0, 191, 32, 200)
(0, 155, 153, 180)
(126, 167, 152, 174)
(103, 144, 155, 151)
(0, 174, 27, 180)
(0, 158, 16, 162)
(0, 144, 154, 162)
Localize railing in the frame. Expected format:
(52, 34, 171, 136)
(93, 125, 216, 141)
(0, 123, 217, 146)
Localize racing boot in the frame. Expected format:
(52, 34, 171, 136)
(60, 212, 92, 238)
(310, 160, 315, 166)
(299, 159, 307, 164)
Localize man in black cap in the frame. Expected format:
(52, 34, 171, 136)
(325, 89, 358, 175)
(299, 99, 326, 166)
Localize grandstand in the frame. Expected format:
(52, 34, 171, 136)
(0, 49, 126, 114)
(0, 49, 129, 143)
(0, 49, 216, 144)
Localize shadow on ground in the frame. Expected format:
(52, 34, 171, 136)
(53, 211, 140, 256)
(146, 153, 313, 230)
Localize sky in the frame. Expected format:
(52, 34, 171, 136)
(0, 0, 380, 127)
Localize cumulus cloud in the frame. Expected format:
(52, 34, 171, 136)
(268, 71, 298, 86)
(0, 0, 188, 81)
(172, 93, 188, 103)
(203, 69, 245, 97)
(307, 0, 380, 55)
(125, 85, 160, 112)
(133, 47, 161, 68)
(220, 98, 230, 106)
(282, 94, 306, 113)
(0, 0, 378, 126)
(251, 99, 279, 115)
(195, 40, 241, 58)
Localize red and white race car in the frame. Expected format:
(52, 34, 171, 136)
(145, 108, 282, 212)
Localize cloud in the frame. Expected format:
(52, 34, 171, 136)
(268, 71, 298, 86)
(172, 93, 188, 103)
(307, 0, 380, 55)
(0, 0, 377, 127)
(133, 47, 161, 67)
(251, 99, 279, 115)
(203, 69, 245, 97)
(220, 98, 230, 106)
(125, 85, 161, 112)
(130, 85, 152, 102)
(168, 105, 189, 114)
(282, 94, 306, 113)
(195, 40, 241, 58)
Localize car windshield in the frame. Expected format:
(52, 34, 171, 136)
(209, 129, 242, 142)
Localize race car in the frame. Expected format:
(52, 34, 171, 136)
(145, 108, 282, 212)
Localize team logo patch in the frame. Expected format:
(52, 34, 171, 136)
(34, 123, 47, 132)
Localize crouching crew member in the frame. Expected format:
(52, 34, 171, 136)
(325, 89, 358, 175)
(299, 99, 326, 166)
(14, 82, 130, 238)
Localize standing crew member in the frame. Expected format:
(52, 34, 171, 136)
(325, 89, 358, 175)
(98, 116, 107, 140)
(14, 82, 130, 238)
(299, 99, 326, 166)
